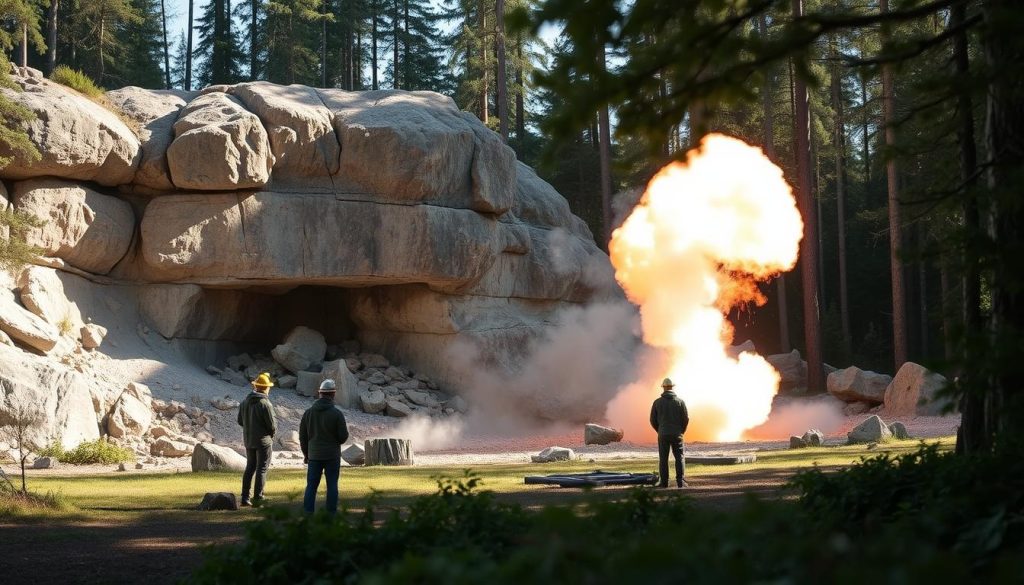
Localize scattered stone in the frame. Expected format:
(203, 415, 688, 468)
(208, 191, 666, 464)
(32, 456, 57, 469)
(148, 425, 171, 439)
(107, 382, 154, 439)
(211, 397, 239, 411)
(726, 339, 756, 359)
(278, 374, 297, 389)
(403, 389, 436, 407)
(341, 443, 365, 466)
(842, 401, 871, 416)
(277, 430, 300, 451)
(191, 442, 247, 472)
(117, 462, 128, 472)
(827, 366, 892, 404)
(889, 421, 911, 440)
(789, 435, 808, 449)
(360, 353, 389, 369)
(0, 289, 60, 353)
(206, 365, 222, 376)
(345, 357, 361, 372)
(847, 415, 893, 444)
(227, 353, 255, 371)
(135, 462, 145, 470)
(150, 437, 193, 457)
(360, 389, 387, 414)
(366, 371, 388, 386)
(801, 429, 824, 447)
(385, 399, 412, 418)
(339, 340, 361, 355)
(271, 326, 327, 373)
(449, 395, 468, 414)
(197, 492, 239, 511)
(219, 368, 248, 386)
(584, 423, 624, 445)
(882, 362, 950, 416)
(322, 359, 361, 409)
(766, 349, 806, 390)
(295, 370, 323, 397)
(531, 446, 575, 463)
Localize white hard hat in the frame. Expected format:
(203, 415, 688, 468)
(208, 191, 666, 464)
(661, 378, 674, 388)
(319, 379, 337, 392)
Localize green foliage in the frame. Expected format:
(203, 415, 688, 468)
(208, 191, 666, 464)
(50, 65, 105, 98)
(0, 207, 44, 272)
(41, 438, 135, 465)
(193, 447, 1024, 584)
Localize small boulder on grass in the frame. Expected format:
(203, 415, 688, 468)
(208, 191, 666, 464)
(197, 492, 238, 511)
(789, 436, 808, 449)
(889, 421, 911, 440)
(531, 446, 575, 463)
(802, 429, 824, 447)
(847, 415, 893, 444)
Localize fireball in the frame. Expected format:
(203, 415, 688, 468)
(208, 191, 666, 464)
(605, 134, 803, 442)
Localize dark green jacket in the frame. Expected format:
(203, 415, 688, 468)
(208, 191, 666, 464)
(299, 398, 350, 460)
(650, 390, 689, 437)
(237, 391, 277, 448)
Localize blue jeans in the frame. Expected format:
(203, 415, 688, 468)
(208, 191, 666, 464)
(303, 457, 341, 514)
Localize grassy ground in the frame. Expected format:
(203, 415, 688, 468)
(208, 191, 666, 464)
(7, 436, 951, 519)
(0, 437, 953, 585)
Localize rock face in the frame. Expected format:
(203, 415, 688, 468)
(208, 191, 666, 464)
(0, 75, 619, 440)
(0, 345, 100, 449)
(12, 179, 135, 274)
(882, 362, 950, 416)
(0, 289, 60, 352)
(827, 367, 892, 404)
(0, 75, 140, 185)
(167, 91, 274, 189)
(17, 266, 80, 328)
(766, 350, 807, 390)
(192, 442, 248, 472)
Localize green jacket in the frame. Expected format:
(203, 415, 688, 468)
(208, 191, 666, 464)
(237, 391, 277, 448)
(650, 390, 689, 437)
(299, 398, 350, 460)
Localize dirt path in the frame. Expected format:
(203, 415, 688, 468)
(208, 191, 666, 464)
(0, 463, 814, 585)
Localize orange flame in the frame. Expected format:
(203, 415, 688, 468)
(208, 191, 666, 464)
(605, 134, 803, 442)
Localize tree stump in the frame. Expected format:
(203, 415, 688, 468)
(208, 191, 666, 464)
(364, 438, 414, 466)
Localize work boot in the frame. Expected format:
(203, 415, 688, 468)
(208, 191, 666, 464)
(240, 499, 252, 507)
(677, 479, 689, 488)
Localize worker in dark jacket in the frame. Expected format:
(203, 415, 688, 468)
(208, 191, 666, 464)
(300, 379, 350, 515)
(237, 372, 277, 506)
(650, 377, 690, 488)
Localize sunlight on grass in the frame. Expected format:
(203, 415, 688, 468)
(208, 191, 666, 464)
(11, 436, 953, 522)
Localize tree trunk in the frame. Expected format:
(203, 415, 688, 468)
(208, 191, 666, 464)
(47, 0, 59, 75)
(978, 0, 1024, 449)
(403, 0, 409, 87)
(496, 0, 508, 140)
(861, 73, 870, 184)
(939, 259, 957, 363)
(479, 0, 488, 124)
(918, 227, 929, 361)
(881, 0, 907, 372)
(515, 36, 525, 139)
(19, 23, 27, 69)
(792, 0, 823, 393)
(371, 2, 378, 90)
(364, 438, 413, 466)
(831, 38, 851, 355)
(250, 0, 258, 79)
(186, 0, 194, 90)
(392, 0, 399, 88)
(355, 27, 362, 90)
(321, 3, 327, 87)
(761, 14, 790, 353)
(598, 44, 612, 244)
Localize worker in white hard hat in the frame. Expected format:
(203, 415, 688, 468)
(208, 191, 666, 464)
(299, 378, 350, 514)
(650, 377, 690, 488)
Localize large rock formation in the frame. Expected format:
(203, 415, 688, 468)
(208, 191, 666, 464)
(0, 72, 616, 445)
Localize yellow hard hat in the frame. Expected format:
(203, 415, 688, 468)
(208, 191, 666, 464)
(252, 372, 274, 388)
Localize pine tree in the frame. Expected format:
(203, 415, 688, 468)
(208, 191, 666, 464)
(195, 0, 245, 85)
(67, 0, 144, 85)
(108, 0, 164, 87)
(384, 0, 448, 92)
(169, 29, 189, 89)
(263, 0, 330, 85)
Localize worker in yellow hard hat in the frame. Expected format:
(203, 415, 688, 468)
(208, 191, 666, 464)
(238, 372, 277, 506)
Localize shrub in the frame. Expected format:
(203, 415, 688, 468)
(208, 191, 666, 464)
(49, 65, 104, 99)
(0, 469, 69, 517)
(54, 438, 135, 465)
(193, 449, 1024, 584)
